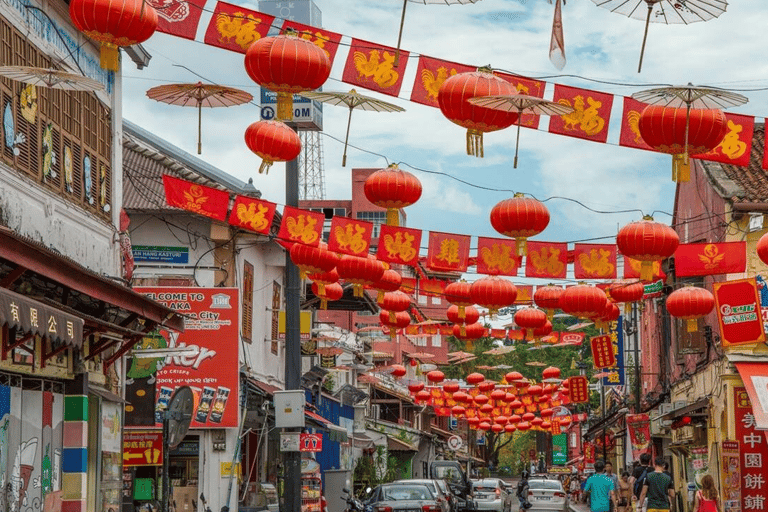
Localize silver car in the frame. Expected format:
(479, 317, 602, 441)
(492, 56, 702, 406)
(394, 480, 452, 512)
(370, 483, 445, 512)
(472, 479, 513, 512)
(526, 479, 568, 512)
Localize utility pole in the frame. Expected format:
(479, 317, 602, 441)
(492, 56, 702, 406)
(601, 380, 607, 462)
(632, 302, 641, 413)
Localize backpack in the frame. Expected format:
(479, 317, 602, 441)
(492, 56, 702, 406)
(633, 468, 649, 499)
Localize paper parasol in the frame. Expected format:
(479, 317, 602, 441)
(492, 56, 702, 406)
(300, 89, 404, 166)
(468, 94, 574, 168)
(146, 82, 253, 154)
(591, 0, 727, 72)
(0, 66, 104, 91)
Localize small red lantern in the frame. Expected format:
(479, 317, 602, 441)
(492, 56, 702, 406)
(495, 415, 509, 425)
(478, 421, 492, 431)
(540, 408, 554, 419)
(379, 310, 411, 338)
(311, 281, 343, 310)
(616, 216, 679, 281)
(410, 359, 418, 367)
(437, 67, 519, 157)
(517, 421, 531, 431)
(504, 393, 516, 403)
(534, 284, 564, 320)
(391, 365, 407, 378)
(466, 373, 485, 386)
(542, 367, 561, 382)
(453, 391, 469, 403)
(290, 242, 339, 279)
(666, 285, 715, 332)
(638, 105, 727, 182)
(758, 233, 768, 266)
(504, 424, 516, 433)
(600, 302, 621, 325)
(451, 405, 466, 417)
(514, 307, 547, 340)
(427, 370, 445, 383)
(509, 414, 522, 424)
(478, 381, 495, 393)
(558, 416, 572, 427)
(374, 269, 403, 304)
(480, 403, 494, 414)
(491, 389, 506, 402)
(443, 382, 461, 394)
(382, 291, 411, 323)
(490, 193, 550, 255)
(338, 255, 385, 297)
(447, 305, 480, 334)
(70, 0, 158, 71)
(491, 424, 504, 433)
(560, 284, 608, 319)
(453, 322, 486, 351)
(245, 30, 331, 120)
(445, 281, 474, 319)
(531, 417, 543, 427)
(608, 279, 645, 314)
(470, 276, 517, 315)
(408, 382, 425, 394)
(540, 420, 552, 430)
(467, 417, 481, 428)
(363, 164, 422, 226)
(307, 267, 339, 296)
(522, 412, 536, 422)
(505, 371, 523, 384)
(244, 121, 302, 174)
(415, 390, 431, 403)
(533, 320, 553, 340)
(473, 394, 490, 406)
(527, 385, 543, 397)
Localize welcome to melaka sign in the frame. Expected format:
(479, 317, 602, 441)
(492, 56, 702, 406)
(713, 278, 766, 347)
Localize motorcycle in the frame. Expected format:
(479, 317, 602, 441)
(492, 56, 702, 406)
(342, 488, 370, 512)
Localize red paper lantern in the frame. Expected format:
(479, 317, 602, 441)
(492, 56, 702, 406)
(311, 281, 343, 310)
(494, 415, 509, 425)
(514, 307, 547, 340)
(559, 416, 572, 427)
(445, 281, 474, 319)
(443, 382, 461, 394)
(453, 322, 486, 351)
(338, 255, 385, 297)
(505, 371, 523, 384)
(638, 105, 727, 182)
(466, 373, 485, 386)
(453, 391, 469, 403)
(427, 370, 445, 383)
(534, 284, 564, 319)
(540, 408, 554, 419)
(437, 67, 519, 157)
(517, 421, 531, 431)
(758, 233, 768, 266)
(530, 417, 543, 427)
(245, 30, 331, 120)
(666, 285, 715, 332)
(391, 365, 407, 378)
(470, 276, 518, 315)
(616, 216, 679, 281)
(379, 310, 411, 338)
(290, 242, 339, 279)
(540, 420, 552, 430)
(491, 424, 504, 433)
(447, 305, 480, 326)
(467, 417, 481, 428)
(373, 269, 403, 304)
(608, 279, 645, 315)
(533, 320, 553, 340)
(363, 164, 422, 226)
(415, 390, 431, 403)
(244, 121, 302, 174)
(70, 0, 158, 71)
(504, 424, 516, 433)
(491, 389, 506, 402)
(490, 193, 550, 255)
(560, 284, 608, 319)
(504, 393, 516, 403)
(600, 301, 621, 324)
(307, 267, 339, 295)
(478, 381, 496, 393)
(474, 394, 490, 406)
(509, 414, 522, 424)
(542, 367, 561, 381)
(480, 403, 494, 414)
(527, 385, 543, 397)
(478, 421, 492, 431)
(522, 412, 536, 422)
(451, 405, 466, 417)
(408, 382, 425, 394)
(382, 292, 411, 323)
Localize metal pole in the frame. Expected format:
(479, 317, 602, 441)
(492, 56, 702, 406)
(162, 417, 170, 512)
(632, 302, 641, 413)
(284, 126, 302, 512)
(601, 382, 607, 462)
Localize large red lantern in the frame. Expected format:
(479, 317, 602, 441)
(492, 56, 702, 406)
(408, 382, 425, 394)
(338, 255, 385, 297)
(443, 382, 460, 394)
(391, 365, 407, 378)
(505, 371, 524, 384)
(542, 367, 561, 382)
(638, 105, 727, 182)
(560, 284, 608, 319)
(490, 193, 550, 255)
(758, 233, 768, 266)
(382, 291, 411, 323)
(534, 284, 564, 320)
(290, 242, 339, 279)
(608, 279, 645, 314)
(453, 391, 470, 403)
(470, 276, 517, 315)
(514, 307, 547, 340)
(245, 121, 302, 174)
(616, 216, 679, 281)
(373, 269, 402, 304)
(437, 67, 519, 157)
(427, 370, 445, 384)
(478, 381, 495, 393)
(415, 390, 431, 403)
(308, 267, 339, 297)
(466, 373, 485, 386)
(70, 0, 158, 71)
(445, 281, 474, 319)
(453, 322, 485, 351)
(451, 405, 466, 417)
(245, 30, 331, 120)
(491, 424, 504, 433)
(379, 310, 411, 338)
(311, 281, 343, 310)
(363, 164, 423, 226)
(666, 285, 715, 332)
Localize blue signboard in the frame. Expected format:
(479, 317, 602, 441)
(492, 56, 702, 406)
(602, 316, 625, 386)
(756, 275, 768, 343)
(132, 246, 189, 264)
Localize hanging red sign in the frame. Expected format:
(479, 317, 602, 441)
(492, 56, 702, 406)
(150, 0, 206, 40)
(525, 242, 567, 279)
(476, 237, 519, 276)
(496, 71, 547, 129)
(548, 84, 613, 143)
(626, 414, 652, 461)
(342, 38, 410, 97)
(713, 278, 765, 347)
(623, 257, 666, 282)
(228, 195, 277, 235)
(515, 285, 534, 304)
(203, 2, 274, 54)
(410, 56, 474, 108)
(591, 334, 616, 368)
(280, 20, 343, 66)
(674, 242, 747, 277)
(327, 217, 373, 256)
(427, 232, 470, 272)
(278, 206, 324, 247)
(377, 225, 421, 266)
(162, 175, 230, 221)
(734, 386, 768, 512)
(573, 244, 617, 279)
(694, 113, 754, 167)
(568, 376, 589, 404)
(300, 433, 323, 452)
(123, 431, 163, 467)
(619, 97, 653, 151)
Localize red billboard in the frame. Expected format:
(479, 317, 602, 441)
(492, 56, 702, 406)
(713, 278, 766, 347)
(135, 287, 240, 428)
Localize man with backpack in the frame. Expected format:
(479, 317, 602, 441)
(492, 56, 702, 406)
(517, 471, 531, 512)
(637, 457, 675, 512)
(631, 454, 652, 512)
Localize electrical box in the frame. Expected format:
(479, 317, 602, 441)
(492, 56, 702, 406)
(274, 390, 305, 428)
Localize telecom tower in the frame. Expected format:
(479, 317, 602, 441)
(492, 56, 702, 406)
(298, 130, 326, 200)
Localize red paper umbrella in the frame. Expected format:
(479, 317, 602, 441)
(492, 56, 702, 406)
(69, 0, 157, 71)
(290, 242, 339, 279)
(666, 285, 715, 332)
(427, 370, 445, 383)
(382, 291, 411, 323)
(617, 216, 679, 281)
(560, 284, 608, 319)
(758, 233, 768, 265)
(451, 405, 466, 417)
(391, 364, 407, 378)
(311, 281, 343, 310)
(338, 255, 385, 297)
(515, 307, 547, 340)
(490, 193, 550, 255)
(638, 105, 727, 182)
(534, 284, 564, 320)
(363, 164, 422, 226)
(443, 381, 461, 394)
(504, 424, 516, 433)
(445, 281, 474, 320)
(374, 269, 403, 304)
(470, 276, 517, 315)
(408, 381, 424, 394)
(466, 373, 485, 386)
(437, 67, 518, 157)
(244, 120, 302, 174)
(244, 29, 331, 120)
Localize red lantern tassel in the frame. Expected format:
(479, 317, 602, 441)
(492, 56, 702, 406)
(672, 154, 691, 183)
(100, 43, 120, 72)
(686, 318, 697, 332)
(276, 92, 293, 121)
(460, 324, 467, 337)
(386, 208, 399, 226)
(516, 237, 527, 256)
(466, 129, 484, 158)
(640, 260, 653, 282)
(320, 298, 328, 310)
(259, 159, 274, 174)
(378, 291, 385, 304)
(466, 339, 474, 351)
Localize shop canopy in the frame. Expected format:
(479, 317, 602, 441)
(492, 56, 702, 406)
(731, 357, 768, 429)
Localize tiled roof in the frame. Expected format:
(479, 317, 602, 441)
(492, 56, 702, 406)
(709, 124, 767, 202)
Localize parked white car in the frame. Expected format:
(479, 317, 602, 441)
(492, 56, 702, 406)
(526, 479, 568, 512)
(472, 479, 513, 512)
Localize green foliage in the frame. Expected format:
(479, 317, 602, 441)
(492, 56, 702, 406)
(352, 445, 412, 494)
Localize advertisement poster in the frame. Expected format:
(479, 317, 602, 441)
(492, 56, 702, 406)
(626, 414, 651, 460)
(552, 434, 567, 465)
(734, 387, 768, 512)
(602, 316, 625, 386)
(713, 278, 765, 346)
(721, 440, 740, 512)
(135, 287, 240, 428)
(691, 446, 709, 488)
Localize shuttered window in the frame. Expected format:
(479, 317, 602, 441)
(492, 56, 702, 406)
(242, 261, 254, 342)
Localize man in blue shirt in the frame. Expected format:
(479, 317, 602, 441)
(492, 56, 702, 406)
(584, 460, 617, 512)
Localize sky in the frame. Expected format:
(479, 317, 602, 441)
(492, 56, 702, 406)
(121, 0, 768, 282)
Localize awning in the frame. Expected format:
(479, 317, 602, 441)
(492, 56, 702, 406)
(90, 386, 126, 403)
(566, 456, 584, 466)
(245, 377, 282, 397)
(660, 398, 709, 422)
(431, 426, 453, 439)
(305, 409, 330, 428)
(0, 286, 84, 347)
(734, 361, 768, 429)
(387, 435, 418, 452)
(351, 433, 375, 449)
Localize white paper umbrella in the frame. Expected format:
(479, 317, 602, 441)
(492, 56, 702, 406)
(0, 66, 104, 91)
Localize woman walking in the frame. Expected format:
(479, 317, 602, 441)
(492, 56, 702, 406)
(693, 475, 720, 512)
(617, 472, 631, 512)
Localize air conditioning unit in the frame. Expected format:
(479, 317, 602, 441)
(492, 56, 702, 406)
(673, 400, 687, 410)
(658, 402, 673, 427)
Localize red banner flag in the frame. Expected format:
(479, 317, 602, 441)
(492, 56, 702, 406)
(327, 217, 373, 256)
(573, 244, 617, 279)
(626, 414, 652, 460)
(525, 242, 568, 279)
(734, 386, 768, 512)
(515, 285, 534, 304)
(496, 72, 547, 129)
(623, 257, 666, 282)
(427, 232, 470, 272)
(162, 174, 229, 221)
(377, 224, 421, 266)
(421, 278, 448, 297)
(280, 20, 343, 66)
(694, 113, 754, 167)
(490, 329, 507, 339)
(549, 84, 613, 143)
(410, 56, 473, 108)
(203, 2, 275, 54)
(439, 325, 453, 335)
(619, 97, 653, 151)
(568, 376, 589, 404)
(405, 325, 420, 335)
(228, 195, 276, 234)
(342, 38, 410, 97)
(714, 278, 765, 347)
(277, 206, 324, 247)
(591, 334, 616, 369)
(476, 237, 519, 276)
(149, 0, 206, 39)
(675, 242, 746, 277)
(401, 277, 417, 294)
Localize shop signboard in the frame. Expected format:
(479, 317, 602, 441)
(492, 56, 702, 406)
(602, 316, 625, 386)
(132, 245, 189, 264)
(734, 387, 768, 512)
(135, 287, 240, 428)
(552, 434, 567, 465)
(123, 431, 163, 466)
(714, 278, 765, 346)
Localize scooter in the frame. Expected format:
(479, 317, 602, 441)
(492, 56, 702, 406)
(342, 488, 367, 512)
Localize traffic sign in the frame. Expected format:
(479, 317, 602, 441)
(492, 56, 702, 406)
(447, 435, 463, 451)
(123, 431, 163, 466)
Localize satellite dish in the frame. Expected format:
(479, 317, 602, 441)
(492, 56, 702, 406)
(166, 386, 194, 449)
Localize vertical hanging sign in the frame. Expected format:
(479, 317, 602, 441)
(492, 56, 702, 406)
(734, 386, 768, 512)
(602, 316, 625, 386)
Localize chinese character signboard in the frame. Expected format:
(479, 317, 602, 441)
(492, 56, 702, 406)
(734, 386, 768, 512)
(591, 334, 616, 369)
(568, 376, 589, 404)
(626, 414, 651, 461)
(123, 431, 163, 466)
(602, 317, 625, 386)
(721, 440, 740, 512)
(135, 288, 240, 428)
(714, 278, 765, 347)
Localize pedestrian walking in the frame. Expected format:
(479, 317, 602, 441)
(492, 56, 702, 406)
(637, 457, 675, 512)
(631, 453, 652, 512)
(605, 462, 621, 510)
(584, 460, 617, 512)
(517, 470, 532, 512)
(570, 475, 582, 503)
(617, 472, 632, 512)
(692, 475, 720, 512)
